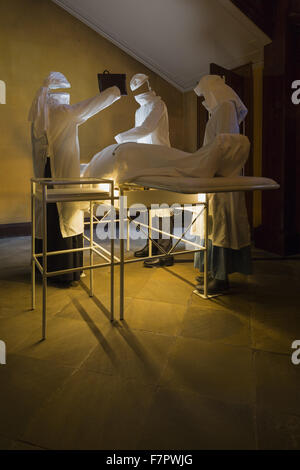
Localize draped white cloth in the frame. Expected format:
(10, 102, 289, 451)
(84, 133, 250, 185)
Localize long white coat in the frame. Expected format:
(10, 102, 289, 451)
(203, 100, 251, 249)
(32, 87, 120, 238)
(115, 90, 171, 217)
(192, 74, 250, 250)
(115, 91, 170, 146)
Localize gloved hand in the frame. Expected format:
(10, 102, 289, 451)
(114, 133, 123, 144)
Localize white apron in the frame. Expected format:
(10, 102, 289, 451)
(192, 100, 251, 250)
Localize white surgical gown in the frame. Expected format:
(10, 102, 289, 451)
(202, 100, 251, 249)
(115, 90, 171, 217)
(33, 86, 120, 238)
(115, 91, 170, 146)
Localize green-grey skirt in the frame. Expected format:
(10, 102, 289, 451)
(194, 238, 252, 281)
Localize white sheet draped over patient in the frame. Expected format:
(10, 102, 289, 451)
(84, 133, 250, 189)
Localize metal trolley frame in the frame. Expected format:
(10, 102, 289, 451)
(31, 177, 116, 339)
(117, 184, 208, 320)
(31, 178, 209, 338)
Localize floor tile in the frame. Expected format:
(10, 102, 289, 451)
(55, 293, 117, 325)
(91, 262, 154, 300)
(123, 298, 186, 335)
(135, 276, 193, 306)
(0, 311, 42, 354)
(255, 350, 300, 415)
(23, 370, 156, 450)
(149, 263, 196, 287)
(180, 304, 251, 347)
(0, 354, 73, 440)
(81, 325, 175, 385)
(0, 279, 32, 316)
(138, 387, 255, 450)
(251, 308, 300, 354)
(1, 237, 300, 450)
(160, 337, 255, 405)
(12, 315, 106, 369)
(256, 408, 300, 450)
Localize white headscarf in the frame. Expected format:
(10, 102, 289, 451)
(194, 75, 248, 124)
(28, 72, 71, 137)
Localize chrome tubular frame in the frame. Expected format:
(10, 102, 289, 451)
(31, 177, 116, 339)
(31, 177, 210, 337)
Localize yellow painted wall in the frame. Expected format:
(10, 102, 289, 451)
(0, 0, 184, 224)
(183, 91, 198, 152)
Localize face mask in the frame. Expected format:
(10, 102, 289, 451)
(134, 91, 154, 105)
(48, 92, 70, 106)
(194, 83, 202, 97)
(202, 92, 218, 113)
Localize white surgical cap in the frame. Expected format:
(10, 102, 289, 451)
(130, 73, 149, 92)
(48, 92, 70, 106)
(194, 75, 248, 124)
(43, 71, 71, 89)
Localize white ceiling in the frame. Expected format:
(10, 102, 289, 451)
(52, 0, 271, 92)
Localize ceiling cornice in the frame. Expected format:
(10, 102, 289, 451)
(51, 0, 271, 92)
(52, 0, 186, 91)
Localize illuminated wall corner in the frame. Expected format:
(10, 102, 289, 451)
(0, 80, 6, 104)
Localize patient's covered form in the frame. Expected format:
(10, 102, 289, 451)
(84, 133, 250, 190)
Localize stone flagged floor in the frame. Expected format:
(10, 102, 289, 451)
(0, 236, 300, 449)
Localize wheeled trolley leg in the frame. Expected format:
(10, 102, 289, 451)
(31, 181, 36, 310)
(89, 201, 94, 297)
(110, 182, 115, 322)
(203, 196, 208, 299)
(42, 185, 47, 340)
(120, 187, 125, 320)
(148, 209, 152, 257)
(42, 277, 47, 340)
(120, 238, 124, 320)
(127, 209, 130, 252)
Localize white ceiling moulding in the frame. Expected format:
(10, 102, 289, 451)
(51, 0, 271, 93)
(51, 0, 183, 90)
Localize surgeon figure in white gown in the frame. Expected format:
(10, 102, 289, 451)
(29, 72, 120, 284)
(115, 73, 174, 267)
(193, 75, 252, 294)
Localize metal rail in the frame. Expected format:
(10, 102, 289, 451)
(31, 178, 209, 337)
